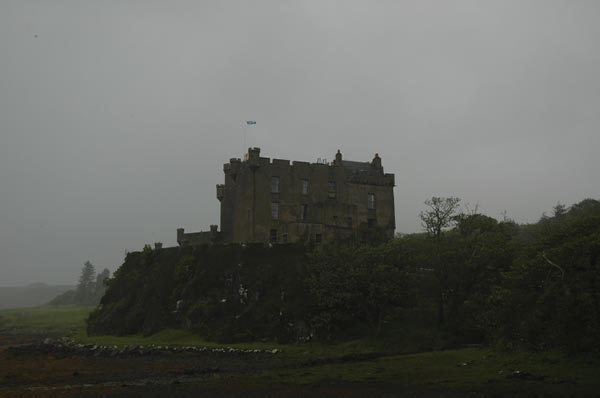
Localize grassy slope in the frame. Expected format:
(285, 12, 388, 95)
(0, 306, 439, 355)
(1, 306, 598, 396)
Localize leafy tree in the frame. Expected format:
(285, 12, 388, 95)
(307, 242, 409, 337)
(484, 199, 600, 352)
(420, 197, 461, 238)
(50, 262, 110, 306)
(419, 197, 461, 325)
(49, 289, 76, 306)
(568, 198, 600, 217)
(75, 261, 96, 304)
(85, 197, 600, 353)
(93, 268, 111, 301)
(553, 202, 567, 218)
(445, 214, 515, 339)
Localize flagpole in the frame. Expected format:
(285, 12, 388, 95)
(243, 121, 256, 156)
(244, 122, 247, 155)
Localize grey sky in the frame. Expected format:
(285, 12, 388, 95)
(1, 1, 599, 286)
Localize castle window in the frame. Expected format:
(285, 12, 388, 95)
(332, 215, 338, 226)
(368, 193, 376, 209)
(348, 217, 353, 228)
(315, 233, 322, 245)
(282, 233, 288, 243)
(368, 218, 376, 227)
(271, 176, 280, 193)
(300, 204, 308, 221)
(301, 179, 309, 195)
(328, 181, 336, 199)
(270, 229, 277, 243)
(271, 202, 279, 220)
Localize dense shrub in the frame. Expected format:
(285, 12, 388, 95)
(88, 199, 600, 354)
(87, 244, 310, 342)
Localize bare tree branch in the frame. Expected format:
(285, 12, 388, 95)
(542, 252, 565, 279)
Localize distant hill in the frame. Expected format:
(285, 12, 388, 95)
(0, 283, 75, 309)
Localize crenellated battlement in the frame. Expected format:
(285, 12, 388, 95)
(184, 147, 395, 246)
(225, 147, 394, 187)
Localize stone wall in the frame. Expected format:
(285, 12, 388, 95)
(218, 148, 395, 245)
(177, 226, 221, 247)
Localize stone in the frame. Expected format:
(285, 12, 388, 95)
(178, 148, 395, 246)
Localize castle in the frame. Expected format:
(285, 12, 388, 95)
(177, 148, 395, 246)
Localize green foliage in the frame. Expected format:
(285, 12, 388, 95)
(49, 289, 76, 306)
(420, 196, 461, 238)
(307, 241, 411, 338)
(50, 262, 110, 306)
(353, 223, 392, 246)
(0, 305, 94, 335)
(486, 199, 600, 352)
(75, 260, 96, 304)
(87, 244, 310, 342)
(87, 198, 600, 355)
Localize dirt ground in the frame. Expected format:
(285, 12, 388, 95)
(1, 333, 590, 397)
(0, 333, 487, 398)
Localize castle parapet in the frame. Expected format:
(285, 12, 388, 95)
(177, 226, 222, 247)
(348, 172, 395, 186)
(246, 147, 261, 170)
(229, 158, 241, 176)
(272, 158, 290, 167)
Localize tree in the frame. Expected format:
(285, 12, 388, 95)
(478, 198, 600, 353)
(420, 197, 461, 238)
(94, 268, 110, 301)
(75, 261, 96, 304)
(307, 242, 409, 337)
(553, 202, 567, 218)
(49, 262, 109, 306)
(419, 197, 461, 326)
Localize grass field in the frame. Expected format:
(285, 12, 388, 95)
(0, 305, 94, 336)
(250, 348, 600, 396)
(0, 305, 440, 356)
(1, 305, 599, 396)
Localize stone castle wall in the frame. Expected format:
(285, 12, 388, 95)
(217, 148, 395, 245)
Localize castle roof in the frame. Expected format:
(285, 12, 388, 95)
(341, 160, 379, 176)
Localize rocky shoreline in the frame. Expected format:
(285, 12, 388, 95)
(6, 336, 280, 359)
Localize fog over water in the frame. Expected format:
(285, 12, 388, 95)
(1, 1, 599, 286)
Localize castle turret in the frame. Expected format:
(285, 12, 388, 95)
(229, 158, 241, 178)
(334, 149, 343, 166)
(371, 153, 383, 173)
(246, 147, 261, 170)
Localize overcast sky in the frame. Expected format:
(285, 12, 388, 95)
(1, 1, 599, 286)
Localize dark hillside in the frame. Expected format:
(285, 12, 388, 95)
(88, 199, 600, 354)
(87, 244, 309, 342)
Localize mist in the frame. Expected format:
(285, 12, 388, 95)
(1, 1, 599, 286)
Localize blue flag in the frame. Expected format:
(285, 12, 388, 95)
(246, 121, 256, 125)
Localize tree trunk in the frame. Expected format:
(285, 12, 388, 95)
(438, 290, 445, 326)
(589, 251, 600, 325)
